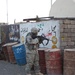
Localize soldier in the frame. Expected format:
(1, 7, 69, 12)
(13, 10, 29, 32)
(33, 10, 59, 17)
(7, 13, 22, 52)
(25, 27, 43, 75)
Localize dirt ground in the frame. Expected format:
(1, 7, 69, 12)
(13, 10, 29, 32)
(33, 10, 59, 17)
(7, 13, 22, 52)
(0, 60, 47, 75)
(0, 60, 26, 75)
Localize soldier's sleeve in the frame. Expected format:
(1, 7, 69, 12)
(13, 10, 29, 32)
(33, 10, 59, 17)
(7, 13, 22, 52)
(26, 35, 39, 44)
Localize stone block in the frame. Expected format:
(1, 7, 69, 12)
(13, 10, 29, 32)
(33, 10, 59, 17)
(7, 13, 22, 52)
(71, 29, 75, 32)
(64, 25, 68, 28)
(67, 33, 71, 36)
(61, 42, 67, 46)
(71, 20, 75, 24)
(64, 29, 70, 33)
(71, 25, 75, 28)
(67, 38, 71, 42)
(60, 24, 65, 28)
(64, 20, 71, 24)
(60, 29, 64, 32)
(71, 37, 75, 41)
(71, 33, 75, 36)
(67, 42, 74, 46)
(68, 25, 73, 28)
(61, 33, 68, 37)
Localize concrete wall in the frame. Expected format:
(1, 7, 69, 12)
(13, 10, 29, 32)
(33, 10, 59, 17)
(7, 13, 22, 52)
(60, 19, 75, 50)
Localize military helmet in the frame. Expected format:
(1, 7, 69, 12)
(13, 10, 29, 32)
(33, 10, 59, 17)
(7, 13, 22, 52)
(31, 27, 38, 33)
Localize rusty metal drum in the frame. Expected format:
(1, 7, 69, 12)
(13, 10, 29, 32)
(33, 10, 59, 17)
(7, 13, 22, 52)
(2, 45, 9, 61)
(64, 49, 75, 75)
(38, 48, 47, 74)
(45, 49, 62, 75)
(2, 42, 17, 63)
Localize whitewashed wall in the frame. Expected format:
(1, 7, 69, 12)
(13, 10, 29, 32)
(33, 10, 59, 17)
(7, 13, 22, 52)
(20, 20, 60, 48)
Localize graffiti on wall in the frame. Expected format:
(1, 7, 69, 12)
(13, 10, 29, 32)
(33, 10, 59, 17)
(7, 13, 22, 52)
(20, 27, 28, 34)
(20, 20, 60, 48)
(37, 23, 59, 48)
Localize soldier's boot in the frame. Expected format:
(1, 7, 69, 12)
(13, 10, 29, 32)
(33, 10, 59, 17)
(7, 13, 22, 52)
(35, 72, 44, 75)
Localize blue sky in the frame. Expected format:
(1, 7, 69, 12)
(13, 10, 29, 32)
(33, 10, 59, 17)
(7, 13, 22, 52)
(0, 0, 56, 24)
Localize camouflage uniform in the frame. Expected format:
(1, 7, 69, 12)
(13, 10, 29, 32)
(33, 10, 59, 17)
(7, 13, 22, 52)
(25, 28, 43, 75)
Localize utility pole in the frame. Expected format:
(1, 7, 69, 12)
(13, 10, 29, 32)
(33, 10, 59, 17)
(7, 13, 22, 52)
(6, 0, 8, 24)
(51, 0, 52, 7)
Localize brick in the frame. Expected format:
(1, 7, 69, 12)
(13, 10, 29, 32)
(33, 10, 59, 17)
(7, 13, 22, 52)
(65, 46, 70, 49)
(61, 38, 71, 42)
(64, 20, 71, 24)
(60, 25, 68, 29)
(60, 24, 65, 28)
(60, 35, 67, 41)
(60, 46, 65, 50)
(68, 25, 74, 28)
(71, 37, 75, 41)
(65, 45, 73, 49)
(60, 37, 65, 42)
(67, 33, 72, 36)
(66, 38, 71, 42)
(68, 25, 71, 28)
(71, 20, 75, 24)
(67, 42, 74, 46)
(61, 42, 67, 46)
(60, 35, 67, 39)
(71, 25, 75, 28)
(64, 29, 70, 33)
(61, 33, 68, 37)
(60, 29, 64, 32)
(70, 46, 75, 48)
(71, 29, 75, 32)
(71, 33, 75, 36)
(64, 25, 68, 28)
(68, 29, 71, 33)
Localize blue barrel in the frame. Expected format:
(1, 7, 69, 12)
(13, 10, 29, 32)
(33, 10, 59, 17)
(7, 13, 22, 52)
(12, 43, 27, 65)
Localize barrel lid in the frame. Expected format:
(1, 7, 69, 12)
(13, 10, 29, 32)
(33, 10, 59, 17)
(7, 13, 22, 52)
(12, 43, 24, 47)
(38, 47, 48, 50)
(64, 49, 75, 51)
(2, 42, 18, 47)
(45, 48, 60, 52)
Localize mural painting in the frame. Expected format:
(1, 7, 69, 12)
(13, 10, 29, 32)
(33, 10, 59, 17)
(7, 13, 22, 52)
(8, 25, 20, 43)
(20, 20, 60, 48)
(1, 25, 20, 44)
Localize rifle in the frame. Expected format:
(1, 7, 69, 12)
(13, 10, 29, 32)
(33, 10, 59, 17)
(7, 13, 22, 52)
(36, 36, 49, 46)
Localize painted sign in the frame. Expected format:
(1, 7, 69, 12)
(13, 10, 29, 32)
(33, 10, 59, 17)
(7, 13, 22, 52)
(20, 20, 60, 48)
